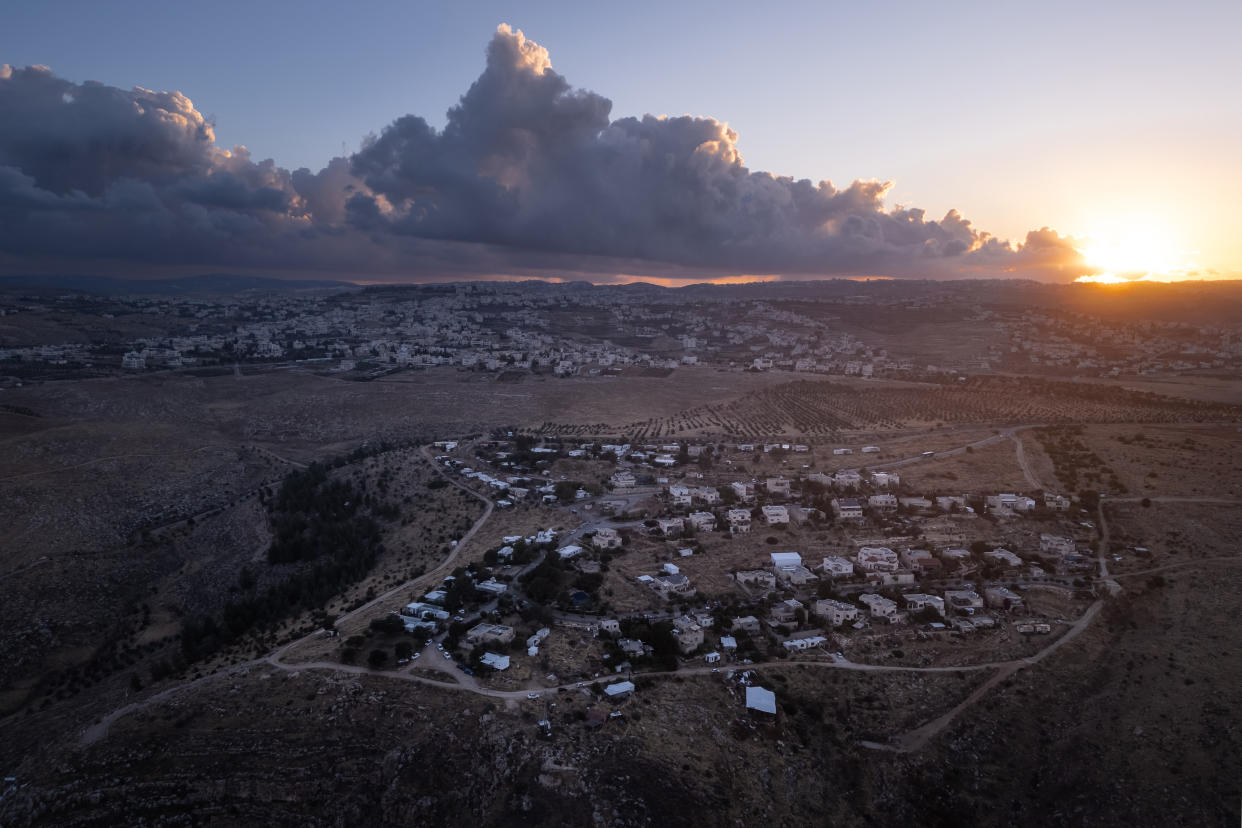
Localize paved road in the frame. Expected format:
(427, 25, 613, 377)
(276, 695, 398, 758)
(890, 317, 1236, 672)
(856, 425, 1045, 473)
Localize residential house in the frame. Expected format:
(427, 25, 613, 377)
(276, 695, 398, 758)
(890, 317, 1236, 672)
(834, 470, 862, 488)
(766, 477, 792, 497)
(936, 495, 968, 512)
(669, 484, 693, 509)
(820, 556, 856, 579)
(775, 564, 817, 586)
(782, 635, 828, 651)
(903, 593, 946, 617)
(871, 472, 899, 487)
(653, 572, 696, 599)
(687, 511, 717, 532)
(944, 589, 984, 613)
(984, 586, 1024, 610)
(402, 602, 450, 621)
(598, 618, 621, 637)
(869, 493, 899, 511)
(987, 493, 1023, 514)
(762, 505, 790, 525)
(480, 652, 511, 671)
(1039, 533, 1075, 559)
(735, 570, 777, 591)
(592, 527, 622, 550)
(558, 544, 585, 560)
(1044, 493, 1071, 511)
(731, 481, 756, 502)
(983, 547, 1024, 568)
(857, 546, 900, 573)
(833, 498, 864, 521)
(939, 548, 971, 564)
(694, 486, 721, 505)
(604, 681, 636, 698)
(769, 598, 805, 625)
(858, 593, 898, 622)
(610, 470, 637, 490)
(475, 578, 508, 597)
(900, 548, 944, 577)
(656, 517, 685, 537)
(672, 615, 705, 653)
(466, 623, 516, 646)
(815, 599, 860, 626)
(732, 615, 762, 634)
(726, 509, 752, 533)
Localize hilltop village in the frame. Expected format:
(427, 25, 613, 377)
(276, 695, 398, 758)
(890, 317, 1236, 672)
(348, 432, 1110, 708)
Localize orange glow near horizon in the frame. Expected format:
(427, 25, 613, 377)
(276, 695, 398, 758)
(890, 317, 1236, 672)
(608, 273, 779, 287)
(1073, 211, 1204, 284)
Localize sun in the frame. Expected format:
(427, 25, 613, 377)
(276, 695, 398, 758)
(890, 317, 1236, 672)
(1075, 214, 1197, 283)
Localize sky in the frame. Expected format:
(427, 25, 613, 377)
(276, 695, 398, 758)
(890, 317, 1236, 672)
(2, 0, 1239, 284)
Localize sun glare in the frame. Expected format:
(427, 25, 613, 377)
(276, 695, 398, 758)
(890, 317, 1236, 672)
(1075, 215, 1198, 283)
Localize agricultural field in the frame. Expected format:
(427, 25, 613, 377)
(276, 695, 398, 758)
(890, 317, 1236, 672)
(568, 375, 1242, 440)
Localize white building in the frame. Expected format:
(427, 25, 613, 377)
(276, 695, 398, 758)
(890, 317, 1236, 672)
(761, 505, 790, 525)
(858, 593, 898, 621)
(814, 599, 860, 626)
(902, 593, 946, 617)
(820, 556, 856, 579)
(857, 546, 900, 573)
(592, 527, 622, 550)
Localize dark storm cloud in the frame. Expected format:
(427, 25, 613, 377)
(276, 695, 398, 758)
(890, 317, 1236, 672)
(352, 24, 1090, 280)
(0, 30, 1091, 281)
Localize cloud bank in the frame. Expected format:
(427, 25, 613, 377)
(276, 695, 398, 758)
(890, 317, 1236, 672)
(0, 27, 1091, 282)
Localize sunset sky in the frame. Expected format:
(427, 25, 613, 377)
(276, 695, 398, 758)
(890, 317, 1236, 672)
(3, 0, 1239, 283)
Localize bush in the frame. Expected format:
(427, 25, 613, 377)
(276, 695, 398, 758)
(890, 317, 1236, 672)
(368, 649, 389, 669)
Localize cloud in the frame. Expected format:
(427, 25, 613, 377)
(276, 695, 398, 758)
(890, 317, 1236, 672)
(0, 29, 1091, 282)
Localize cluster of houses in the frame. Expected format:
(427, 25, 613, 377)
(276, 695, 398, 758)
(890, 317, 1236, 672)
(381, 434, 1095, 685)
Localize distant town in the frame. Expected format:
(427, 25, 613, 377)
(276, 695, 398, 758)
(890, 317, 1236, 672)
(3, 280, 1241, 387)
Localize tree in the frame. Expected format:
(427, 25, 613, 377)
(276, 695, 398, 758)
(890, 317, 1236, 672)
(368, 648, 389, 669)
(370, 614, 405, 635)
(554, 480, 580, 503)
(395, 641, 414, 660)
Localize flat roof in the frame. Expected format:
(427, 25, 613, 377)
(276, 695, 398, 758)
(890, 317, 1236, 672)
(745, 686, 777, 715)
